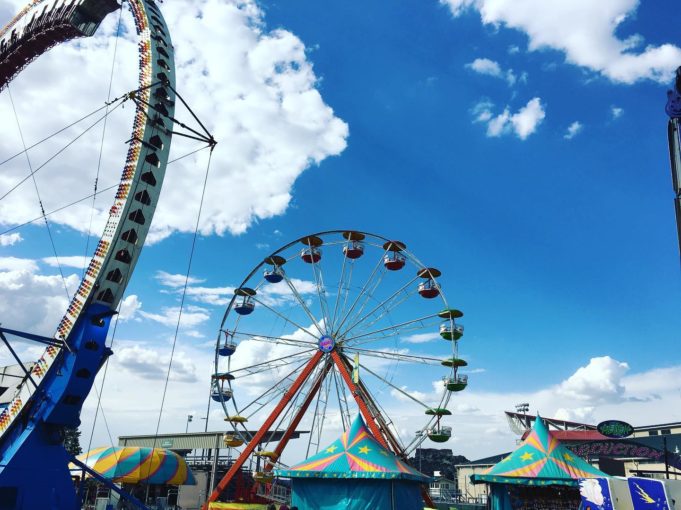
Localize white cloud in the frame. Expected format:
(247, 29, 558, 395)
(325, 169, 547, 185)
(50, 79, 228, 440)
(0, 233, 22, 246)
(0, 257, 38, 273)
(0, 0, 348, 245)
(557, 356, 629, 403)
(466, 57, 517, 85)
(155, 271, 205, 289)
(611, 106, 624, 119)
(564, 121, 583, 139)
(114, 343, 197, 382)
(441, 0, 681, 84)
(118, 294, 142, 322)
(402, 332, 441, 344)
(139, 305, 211, 330)
(474, 97, 545, 139)
(42, 255, 89, 269)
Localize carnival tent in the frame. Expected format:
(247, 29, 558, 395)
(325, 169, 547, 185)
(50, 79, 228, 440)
(471, 415, 607, 487)
(471, 415, 608, 510)
(276, 415, 430, 510)
(71, 446, 196, 485)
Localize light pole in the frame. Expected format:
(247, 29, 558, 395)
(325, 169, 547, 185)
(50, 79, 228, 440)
(515, 402, 530, 430)
(185, 414, 193, 433)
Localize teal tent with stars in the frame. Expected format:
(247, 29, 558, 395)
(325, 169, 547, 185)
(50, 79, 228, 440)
(276, 414, 431, 510)
(470, 415, 608, 510)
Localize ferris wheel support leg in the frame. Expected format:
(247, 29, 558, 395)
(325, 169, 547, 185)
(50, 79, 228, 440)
(250, 360, 333, 498)
(338, 355, 403, 454)
(330, 351, 390, 450)
(204, 350, 325, 509)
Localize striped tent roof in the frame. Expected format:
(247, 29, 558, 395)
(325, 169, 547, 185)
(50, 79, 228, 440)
(276, 415, 430, 482)
(72, 446, 196, 485)
(471, 415, 607, 487)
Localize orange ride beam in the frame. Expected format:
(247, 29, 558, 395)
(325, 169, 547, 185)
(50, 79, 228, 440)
(333, 352, 435, 509)
(251, 359, 333, 498)
(339, 354, 403, 455)
(330, 350, 389, 450)
(204, 350, 324, 508)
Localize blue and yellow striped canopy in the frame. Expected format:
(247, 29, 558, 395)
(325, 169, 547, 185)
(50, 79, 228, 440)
(73, 446, 196, 485)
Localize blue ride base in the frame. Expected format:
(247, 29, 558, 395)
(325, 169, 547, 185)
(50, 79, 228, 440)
(0, 304, 114, 509)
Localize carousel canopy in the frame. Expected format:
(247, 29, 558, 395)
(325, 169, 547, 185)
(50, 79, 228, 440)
(72, 446, 196, 485)
(276, 415, 430, 483)
(471, 415, 607, 487)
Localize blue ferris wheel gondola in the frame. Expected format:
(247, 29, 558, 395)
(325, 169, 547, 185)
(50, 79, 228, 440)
(219, 330, 237, 356)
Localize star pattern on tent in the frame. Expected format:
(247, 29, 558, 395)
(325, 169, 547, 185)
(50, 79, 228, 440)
(326, 445, 338, 453)
(358, 445, 371, 454)
(520, 452, 534, 461)
(563, 453, 574, 462)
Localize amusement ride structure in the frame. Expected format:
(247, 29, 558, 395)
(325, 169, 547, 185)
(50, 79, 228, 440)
(0, 0, 212, 507)
(205, 231, 470, 506)
(666, 66, 681, 260)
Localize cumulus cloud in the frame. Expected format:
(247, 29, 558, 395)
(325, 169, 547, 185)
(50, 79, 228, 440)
(155, 271, 205, 289)
(0, 0, 348, 245)
(118, 294, 142, 321)
(474, 97, 545, 139)
(0, 256, 38, 272)
(42, 255, 89, 269)
(0, 233, 22, 246)
(441, 0, 681, 84)
(139, 305, 211, 330)
(402, 332, 441, 344)
(557, 356, 629, 403)
(466, 57, 517, 85)
(564, 121, 583, 139)
(115, 344, 197, 382)
(611, 106, 624, 119)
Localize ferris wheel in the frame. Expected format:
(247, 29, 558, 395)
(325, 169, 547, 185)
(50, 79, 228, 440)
(207, 230, 469, 503)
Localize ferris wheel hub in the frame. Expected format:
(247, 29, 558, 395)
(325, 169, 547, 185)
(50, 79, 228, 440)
(318, 335, 336, 353)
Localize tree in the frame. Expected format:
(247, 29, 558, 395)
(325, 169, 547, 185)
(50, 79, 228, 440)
(64, 426, 83, 456)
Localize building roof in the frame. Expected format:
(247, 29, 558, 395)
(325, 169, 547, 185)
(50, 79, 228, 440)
(119, 430, 307, 450)
(456, 453, 511, 468)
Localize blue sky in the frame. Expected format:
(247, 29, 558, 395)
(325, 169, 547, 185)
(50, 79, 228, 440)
(0, 0, 680, 461)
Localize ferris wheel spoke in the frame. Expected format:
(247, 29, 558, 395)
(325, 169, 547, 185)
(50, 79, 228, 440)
(339, 276, 419, 339)
(355, 361, 429, 409)
(330, 364, 351, 431)
(337, 269, 387, 341)
(250, 296, 319, 340)
(341, 312, 439, 344)
(329, 248, 350, 333)
(230, 349, 316, 377)
(331, 258, 355, 334)
(308, 253, 332, 334)
(231, 330, 317, 349)
(332, 246, 388, 338)
(342, 346, 444, 366)
(279, 272, 325, 337)
(307, 369, 333, 457)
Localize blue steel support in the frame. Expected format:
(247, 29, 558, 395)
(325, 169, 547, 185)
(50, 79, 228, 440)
(71, 457, 151, 510)
(0, 304, 113, 509)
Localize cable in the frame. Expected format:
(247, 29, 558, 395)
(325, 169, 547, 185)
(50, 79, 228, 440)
(147, 148, 214, 474)
(83, 4, 124, 279)
(7, 84, 71, 301)
(0, 98, 126, 204)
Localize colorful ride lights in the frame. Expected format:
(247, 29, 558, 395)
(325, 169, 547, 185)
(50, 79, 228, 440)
(234, 287, 256, 315)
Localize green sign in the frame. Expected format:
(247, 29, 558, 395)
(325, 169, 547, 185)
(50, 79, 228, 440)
(597, 420, 634, 438)
(161, 439, 174, 448)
